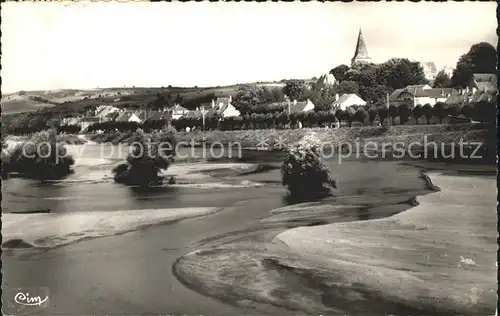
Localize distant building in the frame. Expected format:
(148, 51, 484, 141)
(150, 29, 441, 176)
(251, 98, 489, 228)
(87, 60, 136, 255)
(288, 98, 316, 114)
(316, 73, 337, 86)
(441, 66, 454, 77)
(351, 28, 372, 66)
(414, 88, 454, 106)
(212, 96, 240, 118)
(169, 104, 189, 120)
(140, 110, 171, 123)
(444, 73, 497, 105)
(389, 84, 430, 107)
(60, 116, 83, 126)
(114, 110, 141, 123)
(95, 105, 119, 121)
(332, 93, 366, 111)
(389, 84, 457, 107)
(468, 73, 497, 103)
(80, 117, 100, 132)
(421, 61, 438, 81)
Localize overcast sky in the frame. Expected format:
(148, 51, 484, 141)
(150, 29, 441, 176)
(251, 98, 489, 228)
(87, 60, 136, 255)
(1, 1, 496, 93)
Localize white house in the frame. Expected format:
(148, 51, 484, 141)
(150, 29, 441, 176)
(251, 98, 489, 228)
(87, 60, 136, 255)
(128, 113, 142, 123)
(389, 85, 455, 107)
(288, 98, 315, 114)
(170, 104, 189, 120)
(331, 93, 366, 111)
(414, 88, 455, 106)
(95, 105, 120, 121)
(421, 61, 438, 81)
(115, 110, 142, 123)
(212, 96, 241, 118)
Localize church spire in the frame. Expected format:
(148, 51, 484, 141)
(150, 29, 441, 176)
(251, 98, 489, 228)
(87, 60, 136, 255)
(351, 28, 371, 66)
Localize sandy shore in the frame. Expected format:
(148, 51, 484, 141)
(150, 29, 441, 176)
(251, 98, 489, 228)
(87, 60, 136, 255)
(2, 207, 221, 249)
(275, 172, 497, 314)
(174, 170, 497, 315)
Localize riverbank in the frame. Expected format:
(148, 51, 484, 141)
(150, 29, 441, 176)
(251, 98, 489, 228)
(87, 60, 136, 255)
(85, 123, 493, 148)
(173, 166, 497, 315)
(2, 207, 222, 249)
(3, 156, 438, 315)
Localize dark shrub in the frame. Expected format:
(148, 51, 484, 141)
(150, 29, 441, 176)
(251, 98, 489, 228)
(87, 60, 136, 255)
(281, 134, 336, 202)
(7, 129, 75, 180)
(113, 127, 177, 187)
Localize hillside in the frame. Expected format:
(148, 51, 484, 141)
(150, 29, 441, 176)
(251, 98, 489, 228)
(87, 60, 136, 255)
(1, 82, 286, 116)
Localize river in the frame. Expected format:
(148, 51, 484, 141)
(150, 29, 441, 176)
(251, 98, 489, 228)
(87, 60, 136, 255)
(1, 142, 475, 315)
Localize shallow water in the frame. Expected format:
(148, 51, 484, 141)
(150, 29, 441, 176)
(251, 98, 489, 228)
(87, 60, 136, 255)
(2, 144, 275, 214)
(3, 143, 479, 315)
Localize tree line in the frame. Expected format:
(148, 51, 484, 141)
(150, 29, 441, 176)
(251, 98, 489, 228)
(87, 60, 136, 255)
(77, 100, 494, 133)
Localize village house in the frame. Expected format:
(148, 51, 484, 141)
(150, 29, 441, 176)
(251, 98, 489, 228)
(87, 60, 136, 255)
(60, 115, 84, 126)
(469, 73, 497, 103)
(211, 96, 240, 118)
(316, 73, 337, 87)
(94, 105, 120, 121)
(444, 73, 497, 105)
(421, 61, 438, 81)
(115, 110, 142, 123)
(287, 98, 316, 114)
(388, 84, 451, 107)
(80, 117, 100, 132)
(413, 88, 455, 106)
(136, 109, 172, 125)
(331, 93, 366, 110)
(169, 104, 189, 120)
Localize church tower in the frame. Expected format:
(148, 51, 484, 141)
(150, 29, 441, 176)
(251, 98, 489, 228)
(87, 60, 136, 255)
(351, 28, 372, 66)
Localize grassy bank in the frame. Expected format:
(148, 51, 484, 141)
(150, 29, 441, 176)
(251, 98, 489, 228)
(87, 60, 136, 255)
(87, 123, 494, 154)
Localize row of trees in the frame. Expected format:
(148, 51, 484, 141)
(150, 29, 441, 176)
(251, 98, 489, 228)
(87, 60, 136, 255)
(80, 100, 493, 133)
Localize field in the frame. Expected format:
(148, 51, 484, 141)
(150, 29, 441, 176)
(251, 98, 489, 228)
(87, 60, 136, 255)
(1, 82, 286, 116)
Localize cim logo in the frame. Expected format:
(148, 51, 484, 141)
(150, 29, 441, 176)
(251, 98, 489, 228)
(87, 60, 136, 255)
(6, 287, 50, 315)
(14, 291, 49, 306)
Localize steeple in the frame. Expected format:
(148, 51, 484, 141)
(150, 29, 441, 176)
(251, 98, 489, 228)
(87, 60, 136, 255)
(351, 28, 371, 66)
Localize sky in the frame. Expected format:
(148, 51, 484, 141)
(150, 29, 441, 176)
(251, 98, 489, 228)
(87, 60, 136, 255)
(1, 1, 497, 93)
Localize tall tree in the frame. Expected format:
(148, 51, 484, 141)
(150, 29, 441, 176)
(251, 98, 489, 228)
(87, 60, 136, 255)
(388, 104, 399, 125)
(398, 103, 412, 125)
(283, 80, 308, 101)
(329, 64, 350, 82)
(232, 84, 263, 115)
(337, 80, 360, 95)
(334, 109, 345, 125)
(377, 106, 389, 126)
(271, 87, 285, 102)
(433, 102, 448, 124)
(412, 104, 423, 124)
(174, 93, 184, 105)
(432, 70, 452, 88)
(308, 85, 337, 111)
(354, 108, 368, 125)
(422, 104, 433, 125)
(451, 42, 497, 88)
(367, 107, 378, 126)
(376, 58, 427, 90)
